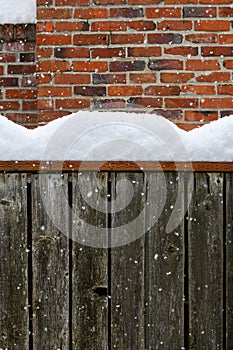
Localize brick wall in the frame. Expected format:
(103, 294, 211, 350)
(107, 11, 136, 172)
(0, 24, 37, 127)
(1, 2, 232, 129)
(36, 0, 233, 130)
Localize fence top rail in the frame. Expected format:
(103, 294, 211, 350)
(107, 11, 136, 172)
(0, 161, 232, 173)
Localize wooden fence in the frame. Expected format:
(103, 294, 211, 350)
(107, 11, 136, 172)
(0, 162, 232, 349)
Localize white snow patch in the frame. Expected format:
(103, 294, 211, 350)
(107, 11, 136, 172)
(0, 0, 36, 24)
(0, 111, 232, 161)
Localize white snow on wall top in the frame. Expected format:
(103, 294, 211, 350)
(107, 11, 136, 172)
(0, 0, 36, 24)
(0, 111, 233, 161)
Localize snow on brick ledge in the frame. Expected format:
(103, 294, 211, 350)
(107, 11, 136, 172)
(0, 111, 232, 162)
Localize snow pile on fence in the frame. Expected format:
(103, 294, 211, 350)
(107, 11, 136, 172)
(0, 0, 36, 24)
(0, 111, 233, 161)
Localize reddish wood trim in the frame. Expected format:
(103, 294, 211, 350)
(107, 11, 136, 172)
(0, 161, 232, 172)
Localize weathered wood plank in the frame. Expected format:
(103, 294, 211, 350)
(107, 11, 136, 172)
(72, 172, 108, 349)
(111, 172, 146, 349)
(147, 172, 185, 349)
(0, 173, 29, 349)
(188, 172, 224, 349)
(226, 173, 233, 349)
(31, 174, 69, 349)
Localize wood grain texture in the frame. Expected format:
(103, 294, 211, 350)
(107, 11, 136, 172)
(72, 172, 108, 350)
(0, 161, 232, 172)
(31, 174, 69, 350)
(110, 172, 146, 349)
(188, 173, 224, 349)
(147, 172, 185, 349)
(226, 173, 233, 349)
(0, 174, 28, 349)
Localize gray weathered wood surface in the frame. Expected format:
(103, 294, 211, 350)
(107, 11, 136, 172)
(0, 171, 232, 349)
(0, 174, 28, 349)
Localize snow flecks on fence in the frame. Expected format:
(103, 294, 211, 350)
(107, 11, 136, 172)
(0, 170, 232, 349)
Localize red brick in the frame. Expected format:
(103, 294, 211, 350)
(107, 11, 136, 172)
(38, 87, 72, 97)
(157, 20, 192, 31)
(55, 47, 89, 58)
(185, 111, 218, 121)
(129, 0, 160, 3)
(146, 8, 181, 18)
(127, 20, 156, 31)
(224, 60, 233, 69)
(74, 86, 106, 96)
(37, 8, 72, 19)
(130, 73, 157, 83)
(161, 73, 194, 83)
(111, 34, 145, 45)
(37, 99, 55, 110)
(183, 7, 216, 17)
(196, 72, 230, 82)
(219, 7, 233, 17)
(127, 97, 163, 108)
(55, 0, 89, 4)
(91, 21, 126, 32)
(56, 99, 90, 109)
(55, 74, 90, 84)
(182, 85, 216, 95)
(0, 101, 20, 109)
(110, 61, 145, 72)
(201, 98, 233, 108)
(92, 48, 126, 58)
(0, 66, 3, 75)
(22, 101, 37, 111)
(93, 73, 126, 84)
(145, 86, 181, 96)
(0, 78, 18, 87)
(218, 85, 233, 95)
(37, 22, 54, 33)
(128, 47, 161, 57)
(74, 8, 108, 19)
(149, 59, 183, 71)
(36, 73, 52, 85)
(186, 59, 220, 70)
(21, 76, 37, 87)
(37, 47, 53, 59)
(201, 47, 233, 57)
(195, 20, 230, 31)
(219, 35, 233, 44)
(108, 86, 143, 96)
(186, 34, 218, 43)
(37, 60, 70, 72)
(8, 65, 35, 75)
(56, 22, 89, 32)
(6, 89, 37, 99)
(165, 98, 198, 108)
(110, 8, 143, 18)
(94, 99, 125, 109)
(6, 113, 38, 125)
(164, 47, 198, 56)
(6, 42, 35, 52)
(0, 54, 16, 62)
(37, 34, 72, 45)
(73, 61, 108, 72)
(148, 33, 183, 44)
(165, 0, 197, 3)
(201, 0, 232, 3)
(73, 34, 109, 45)
(93, 0, 125, 3)
(38, 111, 70, 123)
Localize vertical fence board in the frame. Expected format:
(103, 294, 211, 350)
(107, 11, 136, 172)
(31, 174, 69, 349)
(72, 172, 108, 350)
(111, 172, 146, 349)
(147, 172, 185, 349)
(188, 173, 223, 349)
(0, 174, 28, 349)
(226, 173, 233, 349)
